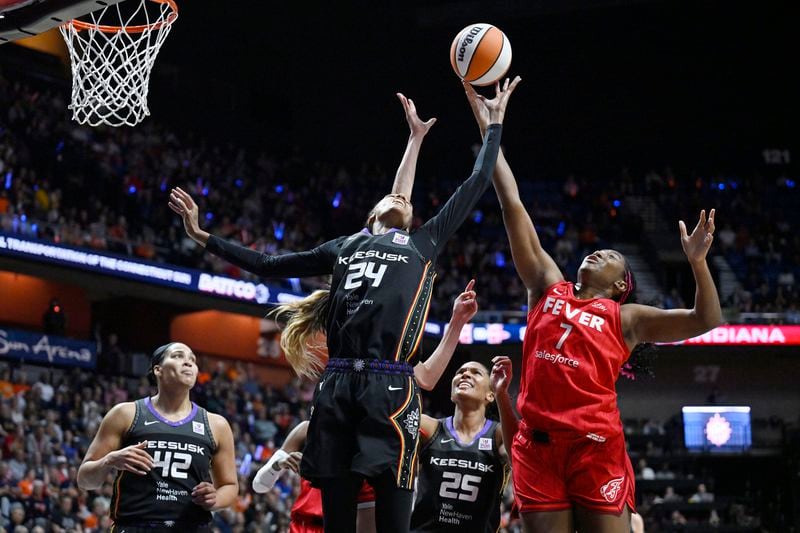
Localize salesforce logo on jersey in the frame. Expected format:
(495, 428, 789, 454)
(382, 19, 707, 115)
(0, 328, 96, 369)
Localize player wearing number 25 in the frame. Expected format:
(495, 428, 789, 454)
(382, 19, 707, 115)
(77, 343, 238, 533)
(411, 361, 509, 533)
(464, 81, 723, 532)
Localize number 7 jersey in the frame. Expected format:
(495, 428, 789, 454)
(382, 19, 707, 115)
(111, 398, 216, 525)
(519, 281, 630, 439)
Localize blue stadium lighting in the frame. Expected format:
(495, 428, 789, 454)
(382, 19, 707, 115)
(33, 185, 38, 192)
(473, 210, 483, 223)
(235, 179, 243, 188)
(201, 187, 209, 196)
(289, 278, 301, 292)
(205, 212, 214, 221)
(31, 223, 37, 233)
(4, 171, 12, 189)
(275, 184, 284, 193)
(128, 185, 137, 194)
(557, 221, 566, 236)
(332, 191, 342, 208)
(495, 251, 506, 268)
(612, 199, 621, 207)
(55, 140, 64, 154)
(718, 183, 726, 191)
(20, 214, 26, 222)
(786, 179, 796, 189)
(160, 179, 167, 192)
(274, 222, 285, 241)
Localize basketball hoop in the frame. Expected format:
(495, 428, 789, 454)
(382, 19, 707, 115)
(59, 0, 178, 127)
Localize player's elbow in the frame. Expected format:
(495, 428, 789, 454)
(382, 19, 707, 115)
(415, 373, 435, 391)
(76, 468, 100, 492)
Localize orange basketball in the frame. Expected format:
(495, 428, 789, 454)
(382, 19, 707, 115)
(450, 23, 512, 86)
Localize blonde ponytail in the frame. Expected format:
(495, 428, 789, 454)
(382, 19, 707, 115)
(268, 290, 330, 379)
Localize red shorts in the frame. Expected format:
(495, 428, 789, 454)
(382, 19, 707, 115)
(511, 424, 635, 515)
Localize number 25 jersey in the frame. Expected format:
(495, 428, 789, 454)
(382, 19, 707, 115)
(111, 398, 215, 525)
(519, 281, 630, 438)
(411, 417, 508, 533)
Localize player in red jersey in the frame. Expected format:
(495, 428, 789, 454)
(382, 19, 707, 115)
(253, 421, 376, 533)
(465, 81, 722, 533)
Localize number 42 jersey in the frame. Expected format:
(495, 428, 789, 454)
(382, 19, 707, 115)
(111, 397, 216, 525)
(411, 417, 508, 533)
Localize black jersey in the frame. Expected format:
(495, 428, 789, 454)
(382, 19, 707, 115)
(111, 398, 216, 526)
(411, 417, 509, 533)
(206, 124, 502, 362)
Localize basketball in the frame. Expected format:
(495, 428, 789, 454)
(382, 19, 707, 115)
(450, 23, 512, 86)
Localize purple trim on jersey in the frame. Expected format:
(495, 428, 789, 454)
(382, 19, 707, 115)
(144, 397, 197, 427)
(360, 227, 401, 235)
(445, 416, 493, 447)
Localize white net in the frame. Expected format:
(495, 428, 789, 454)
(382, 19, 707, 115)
(59, 0, 178, 127)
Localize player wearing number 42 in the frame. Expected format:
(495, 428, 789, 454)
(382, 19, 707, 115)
(77, 343, 238, 533)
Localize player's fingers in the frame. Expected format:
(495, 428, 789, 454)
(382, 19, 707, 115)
(465, 278, 476, 292)
(678, 220, 688, 239)
(507, 76, 522, 93)
(694, 209, 706, 232)
(130, 452, 153, 466)
(424, 118, 437, 127)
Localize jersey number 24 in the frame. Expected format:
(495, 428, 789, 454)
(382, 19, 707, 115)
(344, 261, 387, 290)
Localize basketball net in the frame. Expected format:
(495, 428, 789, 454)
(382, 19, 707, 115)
(59, 0, 178, 127)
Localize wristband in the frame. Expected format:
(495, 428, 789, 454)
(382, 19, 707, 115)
(252, 449, 289, 493)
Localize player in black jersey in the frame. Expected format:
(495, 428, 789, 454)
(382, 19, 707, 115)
(170, 78, 520, 533)
(411, 361, 510, 533)
(77, 343, 238, 532)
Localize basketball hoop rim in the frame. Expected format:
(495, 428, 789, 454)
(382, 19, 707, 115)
(65, 0, 178, 33)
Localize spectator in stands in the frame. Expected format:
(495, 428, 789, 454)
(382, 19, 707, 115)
(688, 483, 714, 503)
(656, 486, 683, 504)
(654, 462, 676, 480)
(637, 458, 656, 480)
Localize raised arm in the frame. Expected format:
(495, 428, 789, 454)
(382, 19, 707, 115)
(490, 356, 517, 466)
(622, 209, 722, 346)
(463, 81, 562, 304)
(418, 77, 520, 253)
(414, 279, 478, 391)
(169, 187, 342, 278)
(391, 93, 436, 199)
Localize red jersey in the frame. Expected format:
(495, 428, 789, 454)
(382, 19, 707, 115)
(518, 281, 630, 437)
(291, 479, 376, 520)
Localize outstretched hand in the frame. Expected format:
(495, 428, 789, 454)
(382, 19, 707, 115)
(490, 356, 513, 395)
(451, 279, 478, 325)
(168, 187, 204, 244)
(397, 93, 436, 138)
(679, 209, 716, 264)
(463, 81, 491, 136)
(463, 76, 521, 128)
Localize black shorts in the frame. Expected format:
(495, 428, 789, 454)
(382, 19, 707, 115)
(110, 523, 211, 533)
(300, 358, 421, 490)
